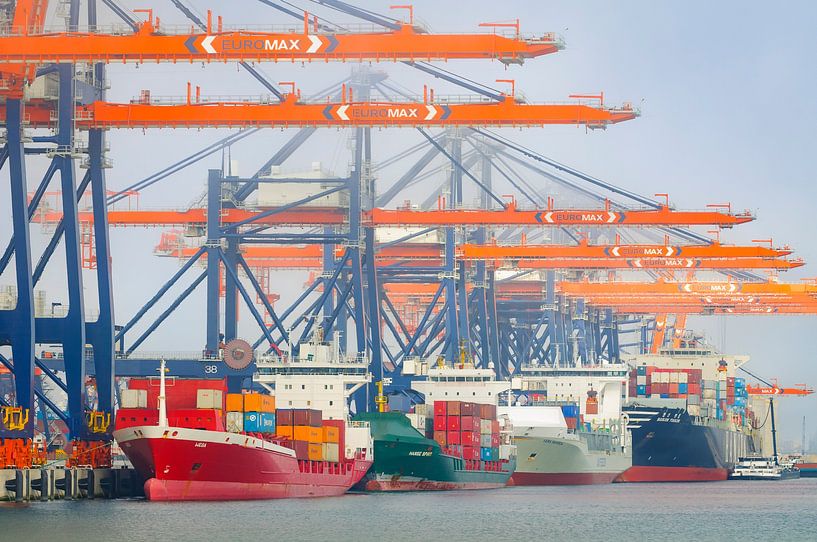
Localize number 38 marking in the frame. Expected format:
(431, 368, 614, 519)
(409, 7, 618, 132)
(203, 365, 218, 374)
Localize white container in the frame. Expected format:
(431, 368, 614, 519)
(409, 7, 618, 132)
(323, 443, 340, 462)
(680, 372, 689, 383)
(480, 434, 492, 447)
(703, 389, 716, 400)
(480, 419, 492, 434)
(499, 444, 515, 460)
(687, 405, 701, 417)
(196, 389, 224, 409)
(120, 389, 147, 409)
(636, 375, 647, 386)
(226, 411, 244, 433)
(414, 404, 430, 417)
(669, 372, 679, 383)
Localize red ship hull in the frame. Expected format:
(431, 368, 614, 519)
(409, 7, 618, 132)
(114, 425, 371, 501)
(615, 466, 729, 483)
(510, 471, 620, 485)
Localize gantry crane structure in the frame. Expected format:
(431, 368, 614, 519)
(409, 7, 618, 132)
(0, 0, 814, 468)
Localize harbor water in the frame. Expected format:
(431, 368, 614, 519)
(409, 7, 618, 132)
(3, 479, 816, 541)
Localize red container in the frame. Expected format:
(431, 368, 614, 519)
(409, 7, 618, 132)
(285, 440, 310, 460)
(480, 404, 497, 420)
(565, 417, 578, 430)
(447, 431, 461, 445)
(727, 377, 735, 385)
(276, 409, 294, 426)
(461, 416, 478, 432)
(461, 402, 478, 416)
(115, 408, 158, 430)
(433, 416, 447, 431)
(434, 401, 448, 417)
(322, 419, 346, 457)
(460, 431, 478, 446)
(433, 430, 447, 447)
(446, 401, 462, 416)
(491, 434, 500, 447)
(292, 409, 310, 426)
(669, 383, 679, 394)
(462, 446, 480, 461)
(447, 416, 461, 431)
(491, 420, 500, 433)
(645, 385, 652, 395)
(168, 408, 224, 431)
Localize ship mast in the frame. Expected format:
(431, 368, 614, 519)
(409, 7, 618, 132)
(158, 358, 168, 427)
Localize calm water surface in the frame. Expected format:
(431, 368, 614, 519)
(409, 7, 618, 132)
(2, 479, 816, 541)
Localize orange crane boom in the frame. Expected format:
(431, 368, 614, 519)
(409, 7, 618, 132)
(458, 241, 792, 259)
(746, 385, 814, 396)
(516, 257, 803, 270)
(0, 17, 561, 65)
(6, 93, 637, 130)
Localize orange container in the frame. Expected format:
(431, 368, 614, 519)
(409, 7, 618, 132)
(308, 427, 322, 443)
(323, 425, 340, 443)
(276, 425, 293, 439)
(293, 425, 312, 441)
(225, 393, 244, 412)
(243, 393, 276, 413)
(307, 443, 323, 461)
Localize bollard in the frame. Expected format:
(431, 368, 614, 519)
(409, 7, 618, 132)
(39, 468, 50, 501)
(14, 470, 24, 502)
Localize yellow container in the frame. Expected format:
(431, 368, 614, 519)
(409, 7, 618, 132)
(261, 395, 276, 413)
(308, 427, 323, 443)
(276, 425, 293, 439)
(322, 425, 340, 443)
(307, 443, 323, 461)
(226, 393, 244, 412)
(293, 425, 312, 441)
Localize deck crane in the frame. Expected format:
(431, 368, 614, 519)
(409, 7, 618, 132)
(738, 366, 814, 464)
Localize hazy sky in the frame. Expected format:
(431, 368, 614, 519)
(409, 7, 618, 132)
(1, 0, 816, 446)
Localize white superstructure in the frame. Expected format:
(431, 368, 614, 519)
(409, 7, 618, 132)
(410, 364, 510, 405)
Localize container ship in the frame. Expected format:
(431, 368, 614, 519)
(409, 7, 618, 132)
(617, 341, 757, 482)
(501, 364, 631, 485)
(355, 363, 515, 491)
(114, 337, 373, 501)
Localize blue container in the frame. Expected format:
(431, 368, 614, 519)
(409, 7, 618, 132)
(734, 396, 747, 407)
(735, 378, 745, 387)
(259, 412, 276, 433)
(679, 383, 688, 394)
(244, 411, 260, 432)
(636, 385, 647, 396)
(561, 404, 580, 419)
(637, 366, 647, 376)
(481, 447, 492, 461)
(660, 394, 669, 399)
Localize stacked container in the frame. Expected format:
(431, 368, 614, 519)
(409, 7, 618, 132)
(224, 392, 276, 434)
(431, 400, 501, 468)
(276, 408, 328, 461)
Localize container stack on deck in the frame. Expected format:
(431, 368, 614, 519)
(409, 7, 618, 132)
(275, 408, 343, 462)
(224, 392, 276, 434)
(431, 401, 502, 468)
(118, 378, 229, 431)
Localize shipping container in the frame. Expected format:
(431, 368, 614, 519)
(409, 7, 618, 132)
(225, 393, 244, 412)
(259, 412, 276, 433)
(446, 401, 462, 416)
(636, 375, 647, 386)
(447, 431, 461, 445)
(480, 419, 492, 434)
(637, 365, 647, 376)
(480, 434, 492, 447)
(244, 411, 261, 432)
(276, 425, 293, 439)
(276, 408, 294, 426)
(322, 419, 346, 458)
(462, 446, 480, 461)
(196, 389, 224, 410)
(433, 416, 447, 431)
(479, 404, 497, 419)
(323, 442, 340, 462)
(491, 420, 500, 433)
(461, 431, 479, 447)
(243, 393, 275, 413)
(293, 409, 311, 426)
(322, 425, 340, 443)
(226, 411, 244, 433)
(561, 404, 579, 419)
(414, 403, 431, 417)
(433, 430, 447, 447)
(491, 434, 500, 447)
(636, 384, 647, 396)
(461, 402, 478, 416)
(307, 443, 323, 461)
(447, 416, 461, 431)
(286, 440, 309, 460)
(433, 401, 448, 417)
(120, 389, 147, 409)
(461, 416, 479, 432)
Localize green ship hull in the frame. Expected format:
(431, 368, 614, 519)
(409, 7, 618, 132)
(353, 412, 515, 491)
